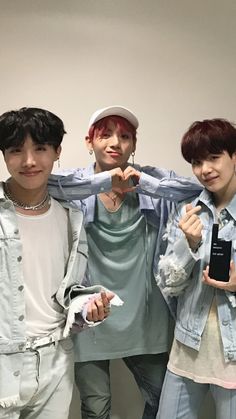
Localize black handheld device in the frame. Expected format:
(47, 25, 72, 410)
(208, 224, 231, 282)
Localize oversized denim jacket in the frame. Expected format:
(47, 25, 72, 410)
(157, 188, 236, 363)
(48, 163, 202, 277)
(0, 182, 105, 407)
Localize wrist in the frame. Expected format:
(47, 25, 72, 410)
(191, 240, 203, 253)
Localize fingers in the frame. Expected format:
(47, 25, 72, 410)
(203, 265, 209, 276)
(100, 291, 114, 316)
(230, 260, 235, 272)
(110, 168, 124, 188)
(179, 204, 202, 250)
(179, 205, 202, 231)
(111, 167, 123, 179)
(101, 291, 114, 303)
(110, 167, 140, 193)
(179, 205, 201, 228)
(179, 217, 202, 238)
(184, 204, 202, 217)
(202, 266, 213, 285)
(100, 290, 109, 307)
(202, 267, 224, 289)
(185, 203, 193, 212)
(202, 263, 236, 291)
(86, 292, 114, 322)
(86, 300, 108, 322)
(123, 166, 141, 182)
(181, 217, 202, 234)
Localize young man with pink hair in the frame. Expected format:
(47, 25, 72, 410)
(48, 105, 202, 419)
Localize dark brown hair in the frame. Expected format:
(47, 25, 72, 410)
(181, 118, 236, 163)
(0, 107, 66, 153)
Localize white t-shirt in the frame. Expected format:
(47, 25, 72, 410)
(169, 298, 236, 389)
(16, 198, 70, 337)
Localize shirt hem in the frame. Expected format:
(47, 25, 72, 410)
(168, 364, 236, 390)
(75, 345, 169, 362)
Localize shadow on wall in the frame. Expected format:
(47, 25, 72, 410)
(69, 359, 216, 419)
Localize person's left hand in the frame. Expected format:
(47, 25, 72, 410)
(202, 261, 236, 292)
(86, 291, 114, 322)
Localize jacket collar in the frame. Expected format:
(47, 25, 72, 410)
(197, 188, 236, 221)
(82, 163, 96, 177)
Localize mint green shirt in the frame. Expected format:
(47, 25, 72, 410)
(74, 192, 171, 361)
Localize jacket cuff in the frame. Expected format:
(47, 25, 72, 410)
(91, 171, 112, 194)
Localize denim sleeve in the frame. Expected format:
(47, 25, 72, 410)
(47, 170, 112, 201)
(156, 204, 202, 297)
(136, 166, 202, 201)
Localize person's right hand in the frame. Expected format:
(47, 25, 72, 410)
(86, 291, 114, 322)
(178, 203, 202, 251)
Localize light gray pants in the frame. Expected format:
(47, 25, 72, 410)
(157, 369, 236, 419)
(0, 338, 74, 419)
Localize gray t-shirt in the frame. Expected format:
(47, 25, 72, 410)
(73, 192, 171, 362)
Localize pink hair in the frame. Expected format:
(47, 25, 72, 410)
(88, 116, 137, 142)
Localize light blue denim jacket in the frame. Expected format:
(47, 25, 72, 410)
(157, 188, 236, 363)
(48, 163, 202, 277)
(0, 182, 105, 407)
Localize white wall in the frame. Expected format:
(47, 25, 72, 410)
(0, 1, 235, 417)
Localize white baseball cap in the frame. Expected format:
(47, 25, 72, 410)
(88, 105, 139, 130)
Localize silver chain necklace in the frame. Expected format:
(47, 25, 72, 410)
(4, 182, 50, 211)
(104, 191, 119, 206)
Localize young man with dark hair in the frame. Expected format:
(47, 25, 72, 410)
(0, 107, 115, 419)
(157, 118, 236, 419)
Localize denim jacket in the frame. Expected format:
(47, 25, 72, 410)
(157, 188, 236, 363)
(48, 163, 202, 277)
(0, 182, 105, 407)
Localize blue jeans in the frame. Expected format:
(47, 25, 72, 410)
(156, 369, 236, 419)
(0, 338, 74, 419)
(75, 352, 168, 419)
